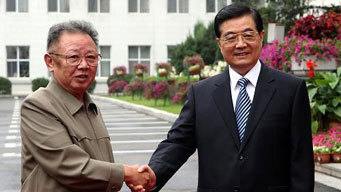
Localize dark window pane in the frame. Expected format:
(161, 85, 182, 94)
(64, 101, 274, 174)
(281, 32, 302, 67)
(128, 46, 138, 59)
(18, 0, 28, 12)
(6, 0, 16, 12)
(100, 0, 109, 12)
(19, 47, 29, 59)
(7, 62, 17, 77)
(140, 0, 149, 13)
(48, 0, 57, 12)
(101, 61, 110, 77)
(179, 0, 188, 13)
(60, 0, 69, 12)
(128, 60, 137, 74)
(128, 0, 137, 12)
(20, 61, 29, 77)
(89, 0, 98, 12)
(217, 0, 226, 11)
(7, 47, 17, 59)
(167, 0, 176, 13)
(100, 46, 110, 59)
(140, 46, 150, 59)
(206, 0, 215, 13)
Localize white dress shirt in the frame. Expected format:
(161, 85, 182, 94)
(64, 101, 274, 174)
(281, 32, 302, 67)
(229, 60, 261, 111)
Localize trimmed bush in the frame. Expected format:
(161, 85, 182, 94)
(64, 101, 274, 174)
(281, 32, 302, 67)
(32, 77, 49, 92)
(0, 76, 11, 95)
(87, 80, 96, 94)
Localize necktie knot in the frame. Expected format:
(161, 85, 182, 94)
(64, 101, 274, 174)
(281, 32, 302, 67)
(237, 77, 249, 88)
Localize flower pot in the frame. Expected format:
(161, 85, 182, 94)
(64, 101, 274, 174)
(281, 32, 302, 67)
(315, 153, 331, 164)
(158, 71, 168, 77)
(291, 56, 337, 77)
(332, 154, 341, 163)
(189, 65, 201, 75)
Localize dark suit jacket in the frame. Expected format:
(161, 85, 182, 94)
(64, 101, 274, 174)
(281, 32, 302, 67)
(149, 63, 314, 192)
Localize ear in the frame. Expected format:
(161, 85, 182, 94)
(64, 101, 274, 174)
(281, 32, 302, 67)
(259, 30, 265, 45)
(44, 53, 54, 72)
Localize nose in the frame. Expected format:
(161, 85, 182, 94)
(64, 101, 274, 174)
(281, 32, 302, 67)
(235, 35, 247, 48)
(77, 56, 90, 69)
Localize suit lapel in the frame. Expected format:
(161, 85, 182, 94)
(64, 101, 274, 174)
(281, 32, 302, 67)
(212, 69, 241, 150)
(240, 64, 276, 151)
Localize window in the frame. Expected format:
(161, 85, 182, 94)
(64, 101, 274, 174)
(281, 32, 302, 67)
(128, 0, 149, 13)
(48, 0, 69, 12)
(167, 0, 188, 13)
(88, 0, 109, 13)
(167, 45, 175, 63)
(97, 46, 111, 77)
(128, 46, 150, 74)
(6, 0, 28, 12)
(206, 0, 227, 13)
(6, 46, 30, 78)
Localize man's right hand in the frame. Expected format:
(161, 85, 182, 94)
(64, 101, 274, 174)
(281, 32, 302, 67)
(123, 165, 156, 192)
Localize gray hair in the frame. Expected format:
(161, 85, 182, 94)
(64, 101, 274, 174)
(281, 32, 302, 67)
(47, 20, 99, 50)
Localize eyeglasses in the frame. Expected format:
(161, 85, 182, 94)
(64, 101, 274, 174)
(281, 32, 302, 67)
(218, 31, 259, 46)
(49, 52, 102, 67)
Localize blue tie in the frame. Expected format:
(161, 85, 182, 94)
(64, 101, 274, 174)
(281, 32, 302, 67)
(235, 77, 251, 143)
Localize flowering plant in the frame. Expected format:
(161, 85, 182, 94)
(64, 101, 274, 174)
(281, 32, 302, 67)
(133, 63, 148, 77)
(201, 61, 228, 78)
(152, 82, 170, 99)
(329, 126, 341, 154)
(306, 60, 317, 78)
(113, 66, 127, 77)
(289, 10, 341, 40)
(108, 80, 128, 94)
(156, 62, 173, 77)
(313, 126, 341, 154)
(183, 54, 205, 75)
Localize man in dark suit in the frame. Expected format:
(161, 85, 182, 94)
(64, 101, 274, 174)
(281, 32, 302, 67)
(139, 3, 314, 192)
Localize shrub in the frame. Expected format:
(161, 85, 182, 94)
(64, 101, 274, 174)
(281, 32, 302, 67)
(31, 77, 49, 92)
(87, 80, 96, 94)
(0, 76, 11, 95)
(108, 80, 128, 94)
(107, 74, 134, 87)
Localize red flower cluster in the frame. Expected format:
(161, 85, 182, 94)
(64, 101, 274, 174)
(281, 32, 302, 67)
(113, 66, 127, 76)
(289, 10, 341, 40)
(152, 82, 170, 99)
(108, 80, 128, 93)
(306, 60, 317, 78)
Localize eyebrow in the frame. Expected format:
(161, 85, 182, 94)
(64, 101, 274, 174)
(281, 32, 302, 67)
(222, 28, 255, 37)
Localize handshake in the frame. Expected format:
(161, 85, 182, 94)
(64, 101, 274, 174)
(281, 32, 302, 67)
(124, 164, 156, 192)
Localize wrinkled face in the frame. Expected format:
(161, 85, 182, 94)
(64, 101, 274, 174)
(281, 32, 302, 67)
(45, 32, 98, 98)
(217, 15, 264, 73)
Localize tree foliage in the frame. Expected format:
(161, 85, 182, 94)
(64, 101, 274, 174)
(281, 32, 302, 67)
(169, 21, 223, 74)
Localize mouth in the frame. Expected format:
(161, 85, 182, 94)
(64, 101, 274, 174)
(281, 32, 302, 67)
(75, 74, 89, 80)
(234, 52, 250, 57)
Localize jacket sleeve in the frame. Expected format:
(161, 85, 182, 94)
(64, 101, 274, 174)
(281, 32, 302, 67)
(149, 85, 197, 191)
(289, 80, 314, 192)
(20, 97, 124, 192)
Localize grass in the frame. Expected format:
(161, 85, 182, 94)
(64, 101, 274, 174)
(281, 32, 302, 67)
(108, 95, 183, 114)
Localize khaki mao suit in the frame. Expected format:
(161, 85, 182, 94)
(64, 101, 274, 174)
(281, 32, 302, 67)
(21, 79, 124, 192)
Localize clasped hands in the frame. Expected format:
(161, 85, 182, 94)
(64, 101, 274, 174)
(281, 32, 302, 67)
(124, 165, 156, 192)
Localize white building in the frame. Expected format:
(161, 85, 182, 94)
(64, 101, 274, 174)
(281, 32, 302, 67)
(0, 0, 231, 95)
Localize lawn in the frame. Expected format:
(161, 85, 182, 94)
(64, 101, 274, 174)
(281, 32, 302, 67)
(108, 95, 183, 114)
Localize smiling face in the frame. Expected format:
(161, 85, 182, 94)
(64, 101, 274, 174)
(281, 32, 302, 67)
(44, 32, 98, 100)
(217, 14, 264, 75)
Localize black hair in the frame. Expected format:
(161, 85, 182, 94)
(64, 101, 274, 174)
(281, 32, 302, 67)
(214, 3, 263, 38)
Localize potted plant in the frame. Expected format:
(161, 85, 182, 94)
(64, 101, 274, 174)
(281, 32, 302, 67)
(307, 66, 341, 132)
(133, 63, 148, 78)
(329, 126, 341, 163)
(313, 146, 331, 163)
(183, 54, 205, 81)
(156, 63, 172, 78)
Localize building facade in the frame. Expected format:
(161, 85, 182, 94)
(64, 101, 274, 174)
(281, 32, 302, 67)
(0, 0, 231, 94)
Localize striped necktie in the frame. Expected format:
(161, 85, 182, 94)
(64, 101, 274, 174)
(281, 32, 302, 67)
(235, 77, 251, 143)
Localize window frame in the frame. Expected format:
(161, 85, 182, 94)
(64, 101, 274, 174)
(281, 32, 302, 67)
(128, 46, 151, 74)
(6, 0, 28, 12)
(128, 0, 149, 13)
(97, 45, 111, 77)
(6, 46, 30, 78)
(88, 0, 110, 13)
(48, 0, 70, 13)
(167, 0, 188, 14)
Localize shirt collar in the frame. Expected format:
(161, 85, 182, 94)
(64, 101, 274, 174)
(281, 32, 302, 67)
(47, 78, 98, 115)
(229, 60, 261, 90)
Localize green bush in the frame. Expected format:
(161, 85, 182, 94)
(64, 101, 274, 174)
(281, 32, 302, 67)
(0, 76, 11, 95)
(32, 77, 49, 92)
(87, 79, 96, 94)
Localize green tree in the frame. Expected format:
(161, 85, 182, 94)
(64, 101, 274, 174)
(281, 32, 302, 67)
(170, 21, 223, 74)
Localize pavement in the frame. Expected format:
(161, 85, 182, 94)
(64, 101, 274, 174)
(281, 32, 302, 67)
(93, 95, 341, 191)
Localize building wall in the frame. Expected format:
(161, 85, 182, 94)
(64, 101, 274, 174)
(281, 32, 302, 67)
(0, 0, 230, 95)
